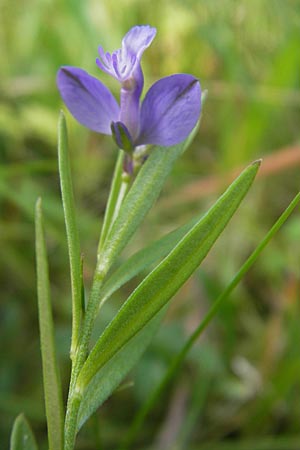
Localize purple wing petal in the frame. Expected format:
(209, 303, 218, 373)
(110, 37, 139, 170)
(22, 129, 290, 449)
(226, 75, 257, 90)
(122, 25, 156, 61)
(57, 66, 120, 134)
(137, 74, 201, 146)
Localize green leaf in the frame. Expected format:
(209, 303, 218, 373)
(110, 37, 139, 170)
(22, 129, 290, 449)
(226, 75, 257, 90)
(76, 161, 260, 391)
(100, 215, 200, 308)
(120, 191, 300, 450)
(95, 125, 198, 279)
(35, 198, 64, 450)
(58, 111, 82, 355)
(77, 309, 165, 429)
(10, 414, 38, 450)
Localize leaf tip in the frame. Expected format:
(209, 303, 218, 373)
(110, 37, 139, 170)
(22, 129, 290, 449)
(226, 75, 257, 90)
(15, 412, 26, 423)
(252, 158, 262, 167)
(58, 110, 67, 134)
(201, 89, 208, 104)
(35, 197, 42, 214)
(59, 109, 66, 120)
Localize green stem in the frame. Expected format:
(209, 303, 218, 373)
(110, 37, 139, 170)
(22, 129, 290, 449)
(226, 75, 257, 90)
(64, 153, 132, 450)
(69, 276, 105, 390)
(64, 278, 104, 450)
(98, 151, 125, 254)
(64, 392, 82, 450)
(110, 173, 131, 229)
(98, 174, 131, 260)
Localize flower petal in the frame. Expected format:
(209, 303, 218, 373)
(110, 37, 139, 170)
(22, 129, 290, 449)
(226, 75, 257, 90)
(122, 25, 156, 61)
(57, 66, 120, 134)
(137, 74, 201, 146)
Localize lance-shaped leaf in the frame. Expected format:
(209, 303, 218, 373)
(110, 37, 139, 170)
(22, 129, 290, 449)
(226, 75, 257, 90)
(77, 309, 165, 429)
(76, 161, 260, 391)
(120, 191, 300, 450)
(10, 414, 38, 450)
(35, 199, 64, 450)
(58, 111, 82, 355)
(99, 215, 200, 308)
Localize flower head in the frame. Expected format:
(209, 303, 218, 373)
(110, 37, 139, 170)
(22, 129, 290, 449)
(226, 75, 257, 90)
(57, 25, 201, 159)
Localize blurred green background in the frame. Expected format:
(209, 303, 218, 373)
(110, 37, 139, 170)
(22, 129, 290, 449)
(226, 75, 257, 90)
(1, 0, 300, 449)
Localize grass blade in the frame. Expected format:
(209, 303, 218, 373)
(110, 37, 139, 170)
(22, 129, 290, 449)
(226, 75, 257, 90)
(58, 111, 82, 356)
(35, 198, 64, 450)
(76, 160, 260, 392)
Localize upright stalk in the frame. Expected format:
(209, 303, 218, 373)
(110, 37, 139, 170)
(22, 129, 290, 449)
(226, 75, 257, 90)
(64, 154, 131, 450)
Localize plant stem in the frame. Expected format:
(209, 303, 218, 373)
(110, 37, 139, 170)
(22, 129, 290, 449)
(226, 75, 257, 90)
(64, 392, 82, 450)
(98, 151, 126, 255)
(110, 173, 131, 228)
(98, 171, 131, 258)
(64, 155, 132, 450)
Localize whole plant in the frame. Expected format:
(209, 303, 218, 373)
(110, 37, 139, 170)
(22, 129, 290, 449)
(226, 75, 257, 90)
(9, 24, 300, 450)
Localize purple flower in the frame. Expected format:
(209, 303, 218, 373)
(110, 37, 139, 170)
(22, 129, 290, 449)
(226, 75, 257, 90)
(57, 25, 201, 153)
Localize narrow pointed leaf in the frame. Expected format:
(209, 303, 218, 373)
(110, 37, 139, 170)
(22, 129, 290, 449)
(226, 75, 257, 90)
(96, 124, 199, 279)
(35, 198, 64, 450)
(77, 161, 260, 390)
(77, 309, 165, 429)
(121, 192, 300, 450)
(58, 111, 82, 354)
(10, 414, 38, 450)
(99, 214, 200, 307)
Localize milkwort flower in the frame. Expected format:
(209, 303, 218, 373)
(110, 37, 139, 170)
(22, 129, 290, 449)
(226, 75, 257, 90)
(57, 25, 201, 168)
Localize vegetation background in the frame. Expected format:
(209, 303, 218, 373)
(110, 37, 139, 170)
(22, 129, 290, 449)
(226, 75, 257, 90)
(1, 0, 300, 449)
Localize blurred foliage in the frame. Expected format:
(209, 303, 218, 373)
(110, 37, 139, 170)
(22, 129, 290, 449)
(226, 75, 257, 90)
(1, 0, 300, 449)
